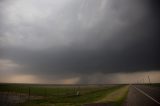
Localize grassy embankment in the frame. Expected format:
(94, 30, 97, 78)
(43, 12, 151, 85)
(95, 85, 129, 106)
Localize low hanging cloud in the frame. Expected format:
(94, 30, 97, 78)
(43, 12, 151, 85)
(0, 0, 160, 83)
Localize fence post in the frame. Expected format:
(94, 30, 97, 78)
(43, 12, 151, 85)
(148, 75, 151, 85)
(44, 88, 47, 97)
(28, 87, 30, 101)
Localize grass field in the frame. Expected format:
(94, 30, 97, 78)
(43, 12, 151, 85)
(134, 83, 160, 88)
(0, 84, 128, 106)
(150, 83, 160, 87)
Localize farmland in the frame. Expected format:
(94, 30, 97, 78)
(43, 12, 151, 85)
(0, 84, 128, 106)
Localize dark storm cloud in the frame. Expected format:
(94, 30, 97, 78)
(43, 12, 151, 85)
(0, 0, 160, 82)
(149, 0, 160, 11)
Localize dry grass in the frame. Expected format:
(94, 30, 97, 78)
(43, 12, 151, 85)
(96, 85, 129, 103)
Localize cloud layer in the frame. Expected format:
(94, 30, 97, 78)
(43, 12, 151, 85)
(0, 0, 160, 83)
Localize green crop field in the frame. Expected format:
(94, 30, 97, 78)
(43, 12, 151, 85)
(0, 84, 129, 106)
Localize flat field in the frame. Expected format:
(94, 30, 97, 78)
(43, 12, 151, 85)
(0, 83, 129, 106)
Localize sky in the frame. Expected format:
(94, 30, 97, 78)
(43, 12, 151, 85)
(0, 0, 160, 84)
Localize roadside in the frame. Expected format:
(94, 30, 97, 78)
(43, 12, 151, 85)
(84, 85, 129, 106)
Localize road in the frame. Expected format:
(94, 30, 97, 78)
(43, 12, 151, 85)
(123, 85, 160, 106)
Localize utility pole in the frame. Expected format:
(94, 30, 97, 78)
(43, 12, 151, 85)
(148, 75, 151, 85)
(142, 78, 144, 84)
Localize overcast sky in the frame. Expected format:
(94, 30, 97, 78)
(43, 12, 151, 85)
(0, 0, 160, 84)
